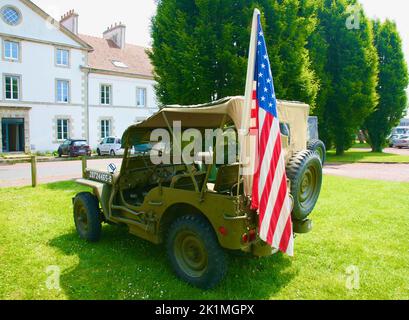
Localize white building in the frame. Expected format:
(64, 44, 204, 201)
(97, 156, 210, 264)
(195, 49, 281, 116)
(0, 0, 157, 153)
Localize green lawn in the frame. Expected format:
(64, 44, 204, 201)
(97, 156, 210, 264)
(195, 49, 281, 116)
(0, 177, 408, 300)
(351, 142, 371, 149)
(326, 149, 409, 163)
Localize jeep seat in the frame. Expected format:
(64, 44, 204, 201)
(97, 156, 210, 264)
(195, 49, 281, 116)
(213, 164, 240, 194)
(170, 172, 207, 191)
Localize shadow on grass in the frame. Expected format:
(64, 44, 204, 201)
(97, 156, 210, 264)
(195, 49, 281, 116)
(49, 225, 295, 300)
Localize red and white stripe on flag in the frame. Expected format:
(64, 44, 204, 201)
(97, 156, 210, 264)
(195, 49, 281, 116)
(250, 14, 294, 256)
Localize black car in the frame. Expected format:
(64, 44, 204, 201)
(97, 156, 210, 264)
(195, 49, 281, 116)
(58, 139, 91, 157)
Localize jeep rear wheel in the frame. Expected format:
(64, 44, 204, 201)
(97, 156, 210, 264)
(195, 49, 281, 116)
(307, 139, 326, 164)
(166, 215, 227, 289)
(287, 150, 323, 221)
(73, 192, 102, 242)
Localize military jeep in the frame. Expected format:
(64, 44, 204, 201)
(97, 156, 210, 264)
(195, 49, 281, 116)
(73, 96, 323, 289)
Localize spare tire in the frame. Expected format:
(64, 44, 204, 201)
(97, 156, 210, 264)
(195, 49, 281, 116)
(307, 139, 326, 164)
(286, 150, 323, 221)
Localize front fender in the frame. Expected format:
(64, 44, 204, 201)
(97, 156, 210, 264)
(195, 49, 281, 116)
(76, 178, 112, 219)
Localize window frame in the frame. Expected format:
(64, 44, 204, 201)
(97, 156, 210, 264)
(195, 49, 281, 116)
(136, 87, 147, 107)
(1, 6, 22, 26)
(100, 84, 112, 105)
(57, 119, 69, 141)
(55, 47, 70, 68)
(100, 119, 111, 139)
(55, 79, 71, 104)
(2, 39, 20, 62)
(3, 74, 21, 101)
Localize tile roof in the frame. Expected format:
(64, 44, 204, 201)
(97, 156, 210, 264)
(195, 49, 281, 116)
(79, 34, 153, 78)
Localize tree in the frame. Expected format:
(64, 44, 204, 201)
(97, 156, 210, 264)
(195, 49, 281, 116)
(149, 0, 318, 107)
(308, 0, 379, 155)
(364, 19, 409, 152)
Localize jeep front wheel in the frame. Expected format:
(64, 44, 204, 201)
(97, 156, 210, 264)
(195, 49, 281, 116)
(73, 192, 102, 242)
(166, 215, 227, 289)
(287, 150, 323, 221)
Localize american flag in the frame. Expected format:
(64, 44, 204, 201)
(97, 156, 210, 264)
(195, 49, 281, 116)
(250, 15, 294, 256)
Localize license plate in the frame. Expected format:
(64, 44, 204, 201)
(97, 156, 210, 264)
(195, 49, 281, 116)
(87, 170, 113, 184)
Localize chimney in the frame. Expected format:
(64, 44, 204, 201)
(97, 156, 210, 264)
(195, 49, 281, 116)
(60, 10, 79, 35)
(103, 22, 126, 49)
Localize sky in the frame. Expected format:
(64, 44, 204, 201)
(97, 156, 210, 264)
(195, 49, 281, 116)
(32, 0, 157, 47)
(31, 0, 409, 64)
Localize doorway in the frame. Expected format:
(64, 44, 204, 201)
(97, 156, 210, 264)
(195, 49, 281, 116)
(1, 118, 25, 152)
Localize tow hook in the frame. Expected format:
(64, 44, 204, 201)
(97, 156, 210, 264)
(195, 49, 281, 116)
(293, 219, 313, 234)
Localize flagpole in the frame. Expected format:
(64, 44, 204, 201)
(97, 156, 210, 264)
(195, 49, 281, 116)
(241, 8, 260, 136)
(237, 8, 260, 201)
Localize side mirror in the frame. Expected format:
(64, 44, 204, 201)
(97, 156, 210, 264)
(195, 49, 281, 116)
(107, 163, 117, 174)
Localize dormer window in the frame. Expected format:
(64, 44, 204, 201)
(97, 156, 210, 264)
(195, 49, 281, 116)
(112, 60, 128, 68)
(1, 6, 22, 26)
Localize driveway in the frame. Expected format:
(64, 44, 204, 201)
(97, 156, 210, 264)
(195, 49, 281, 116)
(384, 147, 409, 156)
(0, 158, 123, 188)
(1, 157, 408, 188)
(323, 163, 409, 183)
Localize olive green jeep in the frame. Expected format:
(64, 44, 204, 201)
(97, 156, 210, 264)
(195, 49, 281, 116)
(73, 96, 323, 289)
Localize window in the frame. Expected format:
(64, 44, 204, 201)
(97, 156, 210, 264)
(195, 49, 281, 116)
(100, 85, 111, 105)
(56, 48, 69, 67)
(101, 120, 111, 139)
(56, 80, 69, 103)
(4, 40, 19, 61)
(1, 6, 21, 26)
(136, 88, 146, 107)
(112, 60, 128, 68)
(4, 75, 20, 100)
(57, 119, 69, 140)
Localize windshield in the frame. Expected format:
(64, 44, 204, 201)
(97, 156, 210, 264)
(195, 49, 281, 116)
(73, 141, 87, 146)
(395, 128, 409, 134)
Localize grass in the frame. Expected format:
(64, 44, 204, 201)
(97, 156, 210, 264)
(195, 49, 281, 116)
(326, 149, 409, 163)
(350, 142, 371, 149)
(0, 177, 408, 300)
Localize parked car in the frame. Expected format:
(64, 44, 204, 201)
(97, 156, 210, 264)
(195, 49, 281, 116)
(393, 135, 409, 149)
(389, 134, 401, 147)
(390, 127, 409, 147)
(97, 137, 125, 156)
(134, 143, 153, 155)
(58, 139, 91, 157)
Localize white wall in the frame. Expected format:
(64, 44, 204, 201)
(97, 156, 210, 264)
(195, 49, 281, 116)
(0, 40, 85, 104)
(0, 0, 158, 152)
(88, 73, 156, 108)
(29, 105, 83, 151)
(0, 0, 87, 152)
(88, 73, 158, 148)
(0, 0, 80, 47)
